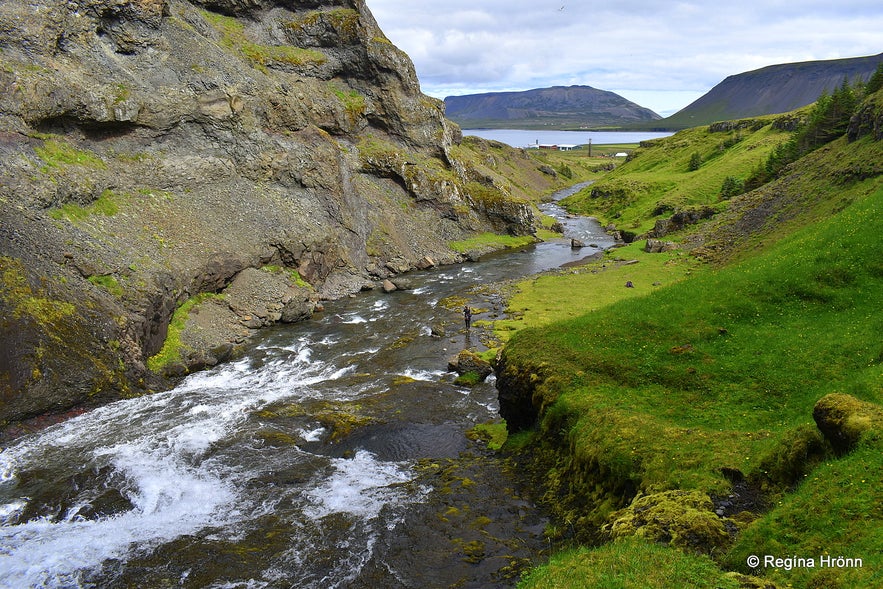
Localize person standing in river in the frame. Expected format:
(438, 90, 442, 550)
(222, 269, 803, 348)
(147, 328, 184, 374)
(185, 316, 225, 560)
(463, 305, 472, 329)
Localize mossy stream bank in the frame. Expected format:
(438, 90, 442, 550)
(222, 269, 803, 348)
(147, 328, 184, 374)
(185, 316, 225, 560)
(492, 183, 883, 588)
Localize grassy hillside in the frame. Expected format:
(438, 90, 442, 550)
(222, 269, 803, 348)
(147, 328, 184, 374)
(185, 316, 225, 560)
(560, 114, 804, 237)
(444, 136, 640, 254)
(495, 96, 883, 587)
(450, 136, 600, 202)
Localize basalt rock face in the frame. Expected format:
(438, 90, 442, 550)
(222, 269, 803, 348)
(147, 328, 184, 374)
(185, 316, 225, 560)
(0, 0, 540, 426)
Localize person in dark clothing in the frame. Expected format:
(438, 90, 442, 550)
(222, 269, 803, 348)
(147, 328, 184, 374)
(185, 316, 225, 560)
(463, 305, 472, 329)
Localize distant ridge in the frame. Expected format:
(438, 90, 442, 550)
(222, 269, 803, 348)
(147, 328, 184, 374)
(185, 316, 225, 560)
(443, 85, 661, 130)
(659, 53, 883, 129)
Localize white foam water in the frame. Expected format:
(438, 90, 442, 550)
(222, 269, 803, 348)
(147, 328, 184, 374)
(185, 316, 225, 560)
(292, 450, 426, 589)
(298, 427, 326, 442)
(303, 449, 418, 520)
(0, 339, 358, 587)
(0, 441, 239, 587)
(339, 313, 368, 324)
(398, 368, 445, 382)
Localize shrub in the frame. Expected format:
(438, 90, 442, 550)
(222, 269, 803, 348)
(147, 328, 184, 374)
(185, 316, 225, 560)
(719, 175, 744, 199)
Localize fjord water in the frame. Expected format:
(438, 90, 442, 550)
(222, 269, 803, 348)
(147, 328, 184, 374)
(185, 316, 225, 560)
(462, 129, 673, 148)
(0, 186, 611, 588)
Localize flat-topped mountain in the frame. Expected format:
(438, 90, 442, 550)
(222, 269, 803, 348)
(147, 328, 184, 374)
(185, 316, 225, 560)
(444, 85, 662, 130)
(659, 52, 883, 129)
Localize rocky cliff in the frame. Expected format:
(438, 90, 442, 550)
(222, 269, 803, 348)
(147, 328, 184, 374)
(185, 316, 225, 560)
(0, 0, 546, 428)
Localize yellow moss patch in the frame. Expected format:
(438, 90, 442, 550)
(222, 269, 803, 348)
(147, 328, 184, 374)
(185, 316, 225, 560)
(1, 256, 75, 333)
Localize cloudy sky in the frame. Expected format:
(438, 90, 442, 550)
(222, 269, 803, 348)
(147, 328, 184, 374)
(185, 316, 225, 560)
(365, 1, 883, 116)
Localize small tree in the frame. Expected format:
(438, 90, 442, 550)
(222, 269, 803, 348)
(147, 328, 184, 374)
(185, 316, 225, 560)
(720, 176, 744, 200)
(688, 151, 702, 171)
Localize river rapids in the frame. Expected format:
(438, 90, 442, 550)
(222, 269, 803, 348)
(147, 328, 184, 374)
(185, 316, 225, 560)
(0, 183, 612, 588)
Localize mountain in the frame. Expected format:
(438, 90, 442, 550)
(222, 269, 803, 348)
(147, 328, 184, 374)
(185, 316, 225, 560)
(659, 52, 883, 129)
(0, 0, 557, 427)
(443, 86, 662, 130)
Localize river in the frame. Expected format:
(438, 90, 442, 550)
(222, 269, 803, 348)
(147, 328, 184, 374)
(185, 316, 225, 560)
(0, 184, 610, 588)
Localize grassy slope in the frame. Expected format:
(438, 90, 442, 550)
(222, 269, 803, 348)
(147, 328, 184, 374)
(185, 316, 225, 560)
(560, 115, 802, 236)
(446, 137, 625, 253)
(498, 123, 883, 587)
(452, 136, 607, 200)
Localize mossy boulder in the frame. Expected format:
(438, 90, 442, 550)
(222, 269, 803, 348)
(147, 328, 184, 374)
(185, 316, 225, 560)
(812, 392, 883, 454)
(447, 350, 493, 382)
(604, 490, 731, 554)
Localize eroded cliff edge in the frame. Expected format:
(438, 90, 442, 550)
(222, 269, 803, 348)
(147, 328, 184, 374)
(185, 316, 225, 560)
(0, 0, 550, 426)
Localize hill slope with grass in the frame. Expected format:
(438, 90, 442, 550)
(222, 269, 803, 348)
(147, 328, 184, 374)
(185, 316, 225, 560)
(560, 114, 802, 239)
(494, 82, 883, 588)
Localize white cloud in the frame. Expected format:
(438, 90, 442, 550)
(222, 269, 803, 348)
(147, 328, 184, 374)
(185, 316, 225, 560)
(366, 0, 883, 116)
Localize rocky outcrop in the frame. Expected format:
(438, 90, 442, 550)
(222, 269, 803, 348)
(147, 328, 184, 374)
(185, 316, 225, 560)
(0, 0, 546, 426)
(495, 348, 555, 432)
(644, 239, 678, 253)
(848, 90, 883, 142)
(649, 207, 716, 238)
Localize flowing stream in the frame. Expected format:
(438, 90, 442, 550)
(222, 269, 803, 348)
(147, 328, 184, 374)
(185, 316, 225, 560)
(0, 183, 611, 588)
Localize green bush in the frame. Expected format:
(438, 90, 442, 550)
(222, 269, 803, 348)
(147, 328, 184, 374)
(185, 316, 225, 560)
(719, 175, 744, 199)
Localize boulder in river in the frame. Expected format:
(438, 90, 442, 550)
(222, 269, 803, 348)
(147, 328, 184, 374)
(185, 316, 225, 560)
(448, 350, 493, 382)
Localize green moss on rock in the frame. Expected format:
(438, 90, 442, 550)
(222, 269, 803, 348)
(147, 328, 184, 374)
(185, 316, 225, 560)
(147, 293, 220, 374)
(48, 189, 121, 222)
(1, 256, 76, 331)
(604, 490, 732, 555)
(35, 137, 106, 171)
(813, 392, 883, 454)
(519, 536, 745, 589)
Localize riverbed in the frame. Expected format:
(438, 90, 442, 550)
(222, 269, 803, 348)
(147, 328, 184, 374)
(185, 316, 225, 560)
(0, 185, 611, 588)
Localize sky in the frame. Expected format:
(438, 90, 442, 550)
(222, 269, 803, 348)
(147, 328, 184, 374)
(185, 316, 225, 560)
(364, 1, 883, 117)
